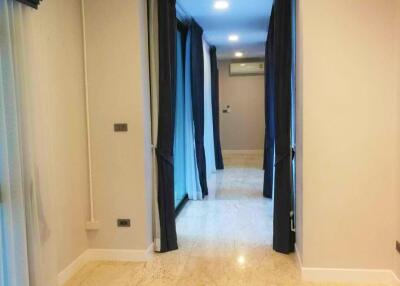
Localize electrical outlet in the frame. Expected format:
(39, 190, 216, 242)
(396, 241, 400, 254)
(114, 123, 128, 132)
(117, 219, 131, 227)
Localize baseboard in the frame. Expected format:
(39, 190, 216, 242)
(57, 250, 90, 286)
(57, 243, 153, 286)
(222, 149, 264, 155)
(85, 244, 154, 262)
(395, 271, 400, 284)
(294, 243, 303, 268)
(302, 267, 399, 285)
(295, 244, 400, 285)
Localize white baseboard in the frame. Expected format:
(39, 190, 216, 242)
(57, 250, 90, 286)
(295, 244, 400, 285)
(86, 244, 154, 262)
(222, 149, 264, 155)
(58, 243, 153, 286)
(294, 243, 303, 268)
(302, 267, 400, 285)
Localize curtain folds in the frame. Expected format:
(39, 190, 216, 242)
(3, 1, 61, 284)
(202, 39, 216, 177)
(184, 30, 203, 201)
(148, 0, 162, 252)
(271, 0, 295, 254)
(156, 0, 178, 252)
(0, 1, 57, 285)
(263, 9, 275, 199)
(190, 21, 208, 197)
(0, 2, 30, 285)
(210, 46, 224, 170)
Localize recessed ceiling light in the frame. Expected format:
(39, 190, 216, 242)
(228, 34, 239, 42)
(235, 51, 244, 58)
(214, 1, 229, 10)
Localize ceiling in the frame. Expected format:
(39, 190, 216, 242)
(176, 0, 273, 60)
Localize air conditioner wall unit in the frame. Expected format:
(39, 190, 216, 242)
(229, 61, 265, 76)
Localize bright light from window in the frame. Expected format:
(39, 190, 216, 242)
(235, 51, 244, 58)
(228, 34, 239, 42)
(214, 1, 229, 10)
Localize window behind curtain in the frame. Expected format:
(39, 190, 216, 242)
(174, 28, 187, 209)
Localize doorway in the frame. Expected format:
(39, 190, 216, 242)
(172, 0, 274, 252)
(149, 0, 296, 256)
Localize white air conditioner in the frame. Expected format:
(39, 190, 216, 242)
(230, 61, 264, 76)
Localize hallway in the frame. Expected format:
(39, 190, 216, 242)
(64, 163, 389, 286)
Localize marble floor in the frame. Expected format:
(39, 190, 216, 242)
(64, 155, 388, 286)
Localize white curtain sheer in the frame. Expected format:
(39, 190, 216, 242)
(0, 1, 29, 285)
(0, 1, 58, 285)
(202, 38, 216, 177)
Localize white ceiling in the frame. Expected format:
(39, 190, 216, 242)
(176, 0, 273, 59)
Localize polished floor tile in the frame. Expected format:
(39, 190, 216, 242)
(223, 153, 264, 169)
(64, 156, 389, 286)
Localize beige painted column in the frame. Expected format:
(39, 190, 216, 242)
(84, 0, 153, 251)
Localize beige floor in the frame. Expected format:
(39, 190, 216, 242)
(64, 154, 388, 286)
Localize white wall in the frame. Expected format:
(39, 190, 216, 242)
(84, 0, 153, 250)
(219, 61, 265, 150)
(297, 0, 400, 275)
(23, 0, 90, 272)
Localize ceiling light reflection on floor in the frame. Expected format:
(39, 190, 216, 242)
(237, 255, 246, 265)
(235, 51, 244, 58)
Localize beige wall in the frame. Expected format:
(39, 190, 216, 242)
(21, 0, 153, 274)
(23, 0, 90, 272)
(84, 0, 153, 250)
(219, 61, 265, 150)
(395, 0, 400, 278)
(297, 0, 400, 273)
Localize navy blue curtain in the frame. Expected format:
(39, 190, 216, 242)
(190, 21, 208, 197)
(157, 0, 178, 252)
(15, 0, 41, 8)
(263, 9, 275, 199)
(210, 46, 224, 170)
(272, 0, 295, 254)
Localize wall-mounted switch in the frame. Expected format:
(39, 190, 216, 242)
(114, 123, 128, 132)
(117, 219, 131, 227)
